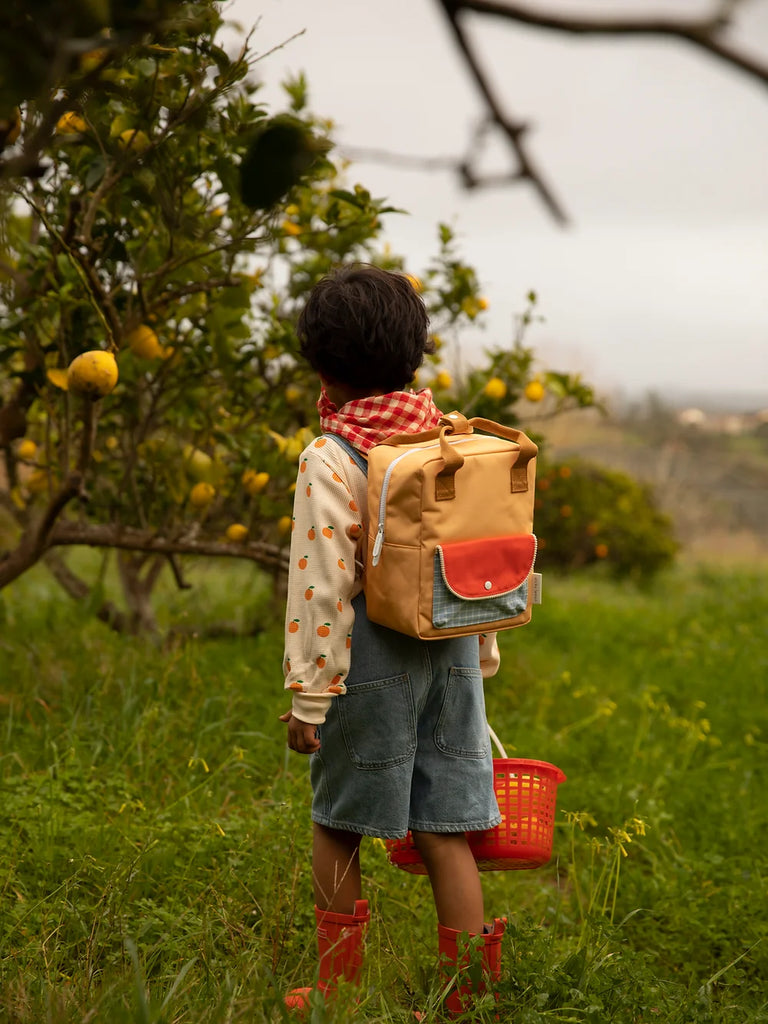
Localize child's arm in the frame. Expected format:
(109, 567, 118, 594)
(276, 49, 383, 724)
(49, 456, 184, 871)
(479, 632, 501, 677)
(282, 441, 364, 731)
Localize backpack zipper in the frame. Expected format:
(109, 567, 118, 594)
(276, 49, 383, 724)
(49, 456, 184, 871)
(371, 437, 476, 566)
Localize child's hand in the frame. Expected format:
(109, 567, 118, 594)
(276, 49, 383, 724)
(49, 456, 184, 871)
(279, 710, 321, 754)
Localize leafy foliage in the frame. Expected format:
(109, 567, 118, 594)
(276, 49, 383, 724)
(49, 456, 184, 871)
(2, 6, 489, 605)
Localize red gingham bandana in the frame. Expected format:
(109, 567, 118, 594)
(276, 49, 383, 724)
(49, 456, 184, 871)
(318, 387, 443, 453)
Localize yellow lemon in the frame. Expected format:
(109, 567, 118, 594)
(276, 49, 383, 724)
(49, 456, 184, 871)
(461, 296, 479, 319)
(277, 515, 292, 536)
(242, 469, 269, 495)
(56, 112, 87, 135)
(80, 47, 110, 73)
(127, 324, 164, 359)
(17, 439, 37, 461)
(285, 385, 302, 405)
(117, 128, 150, 153)
(46, 368, 69, 390)
(190, 482, 215, 507)
(477, 297, 489, 311)
(1, 108, 21, 146)
(435, 370, 453, 390)
(26, 469, 49, 494)
(67, 350, 118, 398)
(182, 446, 214, 482)
(524, 380, 545, 403)
(226, 523, 248, 543)
(284, 437, 305, 462)
(404, 273, 422, 292)
(483, 377, 507, 401)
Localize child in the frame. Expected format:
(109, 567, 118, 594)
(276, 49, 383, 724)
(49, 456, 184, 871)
(279, 264, 505, 1015)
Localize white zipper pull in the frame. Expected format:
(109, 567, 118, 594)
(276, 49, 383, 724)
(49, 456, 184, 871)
(372, 524, 384, 566)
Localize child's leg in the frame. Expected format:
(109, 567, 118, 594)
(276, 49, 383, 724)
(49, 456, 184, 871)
(411, 830, 484, 933)
(286, 825, 367, 1011)
(413, 830, 505, 1017)
(312, 822, 363, 913)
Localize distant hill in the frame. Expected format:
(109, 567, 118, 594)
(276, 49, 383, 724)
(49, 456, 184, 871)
(615, 387, 767, 415)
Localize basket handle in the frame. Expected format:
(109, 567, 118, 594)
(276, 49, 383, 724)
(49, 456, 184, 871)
(487, 722, 508, 759)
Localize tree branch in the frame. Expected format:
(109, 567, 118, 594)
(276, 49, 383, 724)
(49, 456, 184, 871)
(449, 1, 768, 90)
(433, 0, 768, 222)
(436, 0, 569, 224)
(0, 472, 84, 588)
(0, 398, 97, 589)
(47, 521, 291, 572)
(16, 188, 119, 351)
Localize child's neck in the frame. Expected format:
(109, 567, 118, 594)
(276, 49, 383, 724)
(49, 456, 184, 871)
(322, 380, 390, 409)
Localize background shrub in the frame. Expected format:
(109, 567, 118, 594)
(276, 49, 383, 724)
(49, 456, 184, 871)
(534, 458, 679, 580)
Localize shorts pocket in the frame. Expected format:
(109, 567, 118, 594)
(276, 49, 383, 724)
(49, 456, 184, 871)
(338, 673, 417, 770)
(434, 667, 489, 758)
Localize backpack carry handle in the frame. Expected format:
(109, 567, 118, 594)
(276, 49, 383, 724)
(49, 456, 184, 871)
(435, 417, 467, 499)
(468, 417, 538, 493)
(440, 414, 538, 497)
(384, 411, 537, 497)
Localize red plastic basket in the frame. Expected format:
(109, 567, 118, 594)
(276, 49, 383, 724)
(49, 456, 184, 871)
(386, 757, 566, 873)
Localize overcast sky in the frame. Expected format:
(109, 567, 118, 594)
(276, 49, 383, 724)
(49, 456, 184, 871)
(229, 0, 768, 407)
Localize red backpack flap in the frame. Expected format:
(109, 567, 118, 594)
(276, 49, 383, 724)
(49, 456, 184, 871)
(432, 535, 537, 632)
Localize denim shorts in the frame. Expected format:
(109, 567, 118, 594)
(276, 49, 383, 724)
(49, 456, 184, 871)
(310, 594, 501, 839)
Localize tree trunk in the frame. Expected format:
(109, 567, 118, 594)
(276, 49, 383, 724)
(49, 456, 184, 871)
(43, 550, 129, 632)
(116, 552, 164, 634)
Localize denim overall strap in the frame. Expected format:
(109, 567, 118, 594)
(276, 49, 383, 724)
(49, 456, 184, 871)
(323, 434, 368, 476)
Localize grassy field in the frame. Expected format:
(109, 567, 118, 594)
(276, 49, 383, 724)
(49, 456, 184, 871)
(1, 558, 766, 1022)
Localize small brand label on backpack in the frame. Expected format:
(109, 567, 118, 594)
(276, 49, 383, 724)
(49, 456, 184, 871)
(532, 573, 543, 605)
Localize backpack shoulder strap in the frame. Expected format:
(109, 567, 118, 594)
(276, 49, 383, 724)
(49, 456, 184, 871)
(322, 434, 368, 477)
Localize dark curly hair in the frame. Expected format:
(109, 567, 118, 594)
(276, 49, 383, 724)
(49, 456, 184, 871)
(297, 264, 434, 393)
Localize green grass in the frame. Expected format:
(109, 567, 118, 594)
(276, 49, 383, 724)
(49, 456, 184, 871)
(1, 559, 766, 1022)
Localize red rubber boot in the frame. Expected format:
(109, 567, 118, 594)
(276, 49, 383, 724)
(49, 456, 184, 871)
(285, 899, 370, 1012)
(437, 917, 506, 1017)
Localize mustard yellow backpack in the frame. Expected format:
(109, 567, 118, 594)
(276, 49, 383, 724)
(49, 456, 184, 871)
(327, 411, 540, 640)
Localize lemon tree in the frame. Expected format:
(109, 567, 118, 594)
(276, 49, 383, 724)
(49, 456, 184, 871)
(0, 2, 609, 630)
(0, 3, 494, 628)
